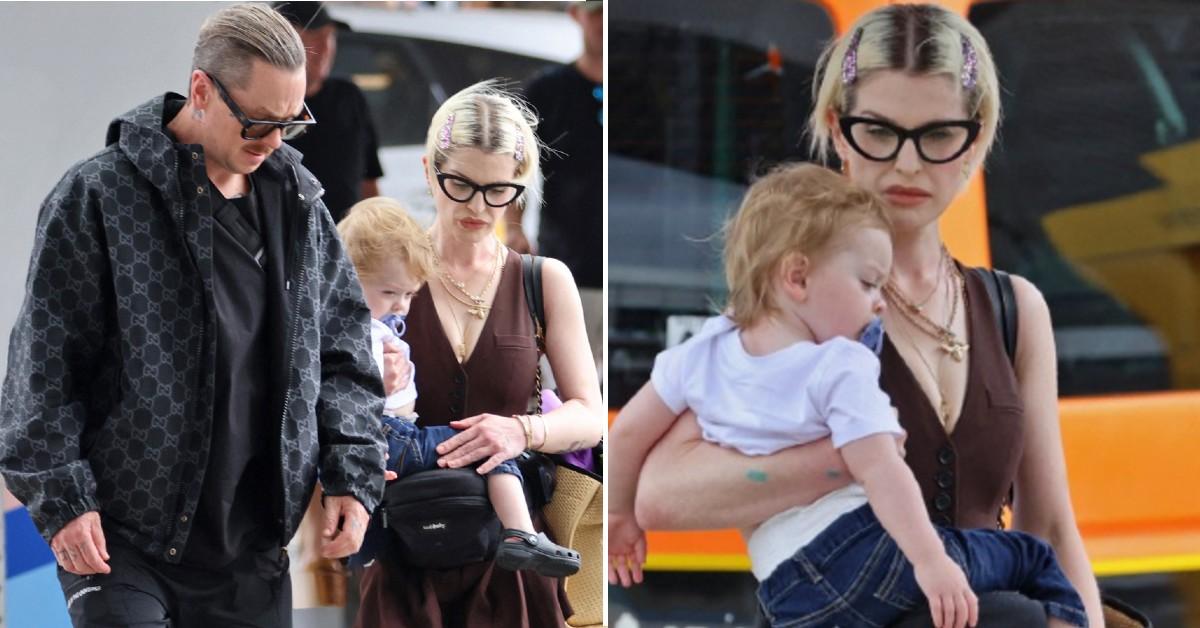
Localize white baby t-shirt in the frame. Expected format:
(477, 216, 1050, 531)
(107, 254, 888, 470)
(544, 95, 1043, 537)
(371, 318, 417, 415)
(650, 314, 904, 579)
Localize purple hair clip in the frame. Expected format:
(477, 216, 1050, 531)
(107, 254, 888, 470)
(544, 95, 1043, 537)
(438, 112, 455, 150)
(841, 28, 863, 85)
(960, 35, 978, 89)
(513, 131, 525, 163)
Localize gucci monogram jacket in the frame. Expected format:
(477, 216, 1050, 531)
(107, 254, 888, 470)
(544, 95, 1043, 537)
(0, 94, 387, 562)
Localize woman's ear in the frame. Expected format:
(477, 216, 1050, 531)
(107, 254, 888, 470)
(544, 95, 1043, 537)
(828, 111, 851, 165)
(780, 253, 810, 302)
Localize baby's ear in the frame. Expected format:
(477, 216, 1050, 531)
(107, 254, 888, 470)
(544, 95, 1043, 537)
(780, 253, 810, 301)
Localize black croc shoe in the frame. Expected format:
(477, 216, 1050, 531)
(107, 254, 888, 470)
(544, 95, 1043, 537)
(494, 529, 581, 578)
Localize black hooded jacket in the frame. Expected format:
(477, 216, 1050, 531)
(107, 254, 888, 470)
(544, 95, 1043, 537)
(0, 94, 386, 562)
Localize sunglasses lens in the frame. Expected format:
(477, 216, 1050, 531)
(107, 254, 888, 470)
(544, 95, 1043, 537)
(281, 125, 308, 140)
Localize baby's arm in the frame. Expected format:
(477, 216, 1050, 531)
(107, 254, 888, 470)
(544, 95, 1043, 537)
(608, 381, 684, 587)
(841, 436, 978, 628)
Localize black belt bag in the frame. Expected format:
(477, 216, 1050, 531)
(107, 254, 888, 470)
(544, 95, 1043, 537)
(381, 468, 500, 569)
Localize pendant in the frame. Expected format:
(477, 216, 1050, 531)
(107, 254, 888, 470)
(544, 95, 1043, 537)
(468, 305, 487, 319)
(457, 343, 467, 362)
(941, 340, 969, 362)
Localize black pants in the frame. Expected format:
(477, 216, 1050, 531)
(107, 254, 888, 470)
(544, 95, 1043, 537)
(56, 538, 291, 628)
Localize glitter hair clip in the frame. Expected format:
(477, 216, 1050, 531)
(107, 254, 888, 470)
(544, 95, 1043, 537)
(841, 28, 864, 85)
(513, 130, 525, 163)
(960, 35, 978, 89)
(438, 112, 455, 150)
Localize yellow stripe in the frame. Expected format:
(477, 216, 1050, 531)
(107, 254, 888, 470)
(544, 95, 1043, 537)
(647, 553, 1200, 576)
(645, 554, 750, 572)
(1092, 554, 1200, 576)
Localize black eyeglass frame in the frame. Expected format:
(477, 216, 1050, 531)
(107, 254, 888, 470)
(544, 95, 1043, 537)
(433, 167, 526, 208)
(838, 116, 981, 164)
(202, 71, 316, 141)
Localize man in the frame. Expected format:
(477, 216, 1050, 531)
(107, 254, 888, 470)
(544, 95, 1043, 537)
(0, 5, 385, 626)
(514, 0, 604, 373)
(275, 1, 384, 224)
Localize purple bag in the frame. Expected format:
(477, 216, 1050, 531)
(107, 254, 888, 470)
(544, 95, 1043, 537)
(541, 389, 595, 472)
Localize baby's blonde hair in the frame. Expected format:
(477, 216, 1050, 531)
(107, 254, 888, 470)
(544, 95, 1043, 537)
(337, 197, 434, 284)
(724, 163, 890, 327)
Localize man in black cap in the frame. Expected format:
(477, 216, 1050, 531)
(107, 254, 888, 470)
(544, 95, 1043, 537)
(275, 1, 384, 223)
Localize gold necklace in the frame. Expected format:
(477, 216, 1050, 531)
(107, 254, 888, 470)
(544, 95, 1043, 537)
(428, 234, 505, 320)
(884, 263, 969, 361)
(443, 294, 469, 363)
(895, 319, 955, 429)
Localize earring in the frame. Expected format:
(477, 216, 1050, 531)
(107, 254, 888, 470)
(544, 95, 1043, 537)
(840, 160, 848, 176)
(192, 109, 204, 121)
(961, 161, 972, 180)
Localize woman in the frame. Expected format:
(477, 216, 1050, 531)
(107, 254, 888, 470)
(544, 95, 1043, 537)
(624, 5, 1105, 626)
(355, 81, 603, 627)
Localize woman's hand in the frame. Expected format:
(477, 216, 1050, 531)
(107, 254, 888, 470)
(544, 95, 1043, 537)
(439, 413, 527, 473)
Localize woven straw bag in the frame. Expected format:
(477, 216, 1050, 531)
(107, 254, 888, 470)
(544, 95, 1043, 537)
(543, 463, 603, 627)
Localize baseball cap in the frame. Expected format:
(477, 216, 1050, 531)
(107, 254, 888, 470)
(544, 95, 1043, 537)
(272, 2, 350, 31)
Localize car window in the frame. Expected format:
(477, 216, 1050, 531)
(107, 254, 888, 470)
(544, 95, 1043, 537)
(608, 0, 834, 405)
(972, 0, 1200, 396)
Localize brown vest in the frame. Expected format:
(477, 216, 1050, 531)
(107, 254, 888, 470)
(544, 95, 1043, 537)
(407, 250, 540, 425)
(880, 265, 1025, 529)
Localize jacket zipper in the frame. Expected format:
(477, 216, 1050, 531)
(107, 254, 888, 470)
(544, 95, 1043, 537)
(277, 167, 321, 539)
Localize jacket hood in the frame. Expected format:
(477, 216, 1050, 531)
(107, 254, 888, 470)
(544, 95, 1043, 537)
(105, 93, 323, 202)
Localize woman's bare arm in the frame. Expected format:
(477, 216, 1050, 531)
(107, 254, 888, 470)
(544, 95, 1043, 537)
(635, 410, 850, 531)
(1008, 276, 1104, 627)
(537, 258, 604, 451)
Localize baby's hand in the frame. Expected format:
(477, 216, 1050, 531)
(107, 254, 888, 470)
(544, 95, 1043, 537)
(607, 511, 647, 588)
(913, 553, 977, 628)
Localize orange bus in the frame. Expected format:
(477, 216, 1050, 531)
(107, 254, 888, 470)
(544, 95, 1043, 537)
(608, 1, 1200, 625)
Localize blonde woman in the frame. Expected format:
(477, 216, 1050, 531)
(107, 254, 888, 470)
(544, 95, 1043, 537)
(627, 5, 1105, 627)
(355, 81, 603, 627)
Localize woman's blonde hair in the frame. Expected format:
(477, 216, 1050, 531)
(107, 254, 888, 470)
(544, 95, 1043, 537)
(337, 197, 434, 283)
(808, 4, 1001, 164)
(424, 80, 542, 211)
(724, 163, 890, 327)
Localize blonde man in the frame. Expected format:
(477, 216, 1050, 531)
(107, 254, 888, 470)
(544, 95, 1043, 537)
(0, 4, 386, 626)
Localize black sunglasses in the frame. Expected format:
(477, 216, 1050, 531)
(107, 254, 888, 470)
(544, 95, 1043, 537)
(434, 167, 525, 208)
(203, 71, 316, 141)
(839, 116, 980, 164)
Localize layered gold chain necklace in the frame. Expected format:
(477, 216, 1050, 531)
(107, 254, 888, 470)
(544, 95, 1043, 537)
(882, 248, 970, 362)
(427, 233, 505, 362)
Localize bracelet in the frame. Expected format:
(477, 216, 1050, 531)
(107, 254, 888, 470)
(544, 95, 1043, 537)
(537, 413, 549, 450)
(513, 414, 533, 449)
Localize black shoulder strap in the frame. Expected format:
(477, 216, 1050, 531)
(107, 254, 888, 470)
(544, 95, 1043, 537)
(971, 267, 1018, 365)
(521, 253, 546, 352)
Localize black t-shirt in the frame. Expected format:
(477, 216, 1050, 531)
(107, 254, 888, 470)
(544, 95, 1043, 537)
(524, 63, 603, 289)
(286, 77, 384, 224)
(183, 180, 278, 567)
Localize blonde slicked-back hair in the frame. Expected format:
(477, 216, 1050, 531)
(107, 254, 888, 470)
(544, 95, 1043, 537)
(724, 163, 890, 327)
(337, 197, 435, 284)
(424, 80, 542, 212)
(808, 4, 1001, 164)
(193, 4, 306, 89)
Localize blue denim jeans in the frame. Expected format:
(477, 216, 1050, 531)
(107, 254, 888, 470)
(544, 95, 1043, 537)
(757, 505, 1088, 628)
(381, 415, 522, 480)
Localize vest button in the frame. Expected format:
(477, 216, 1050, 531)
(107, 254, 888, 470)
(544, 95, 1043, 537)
(934, 514, 953, 526)
(936, 470, 954, 489)
(937, 446, 955, 465)
(934, 493, 952, 511)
